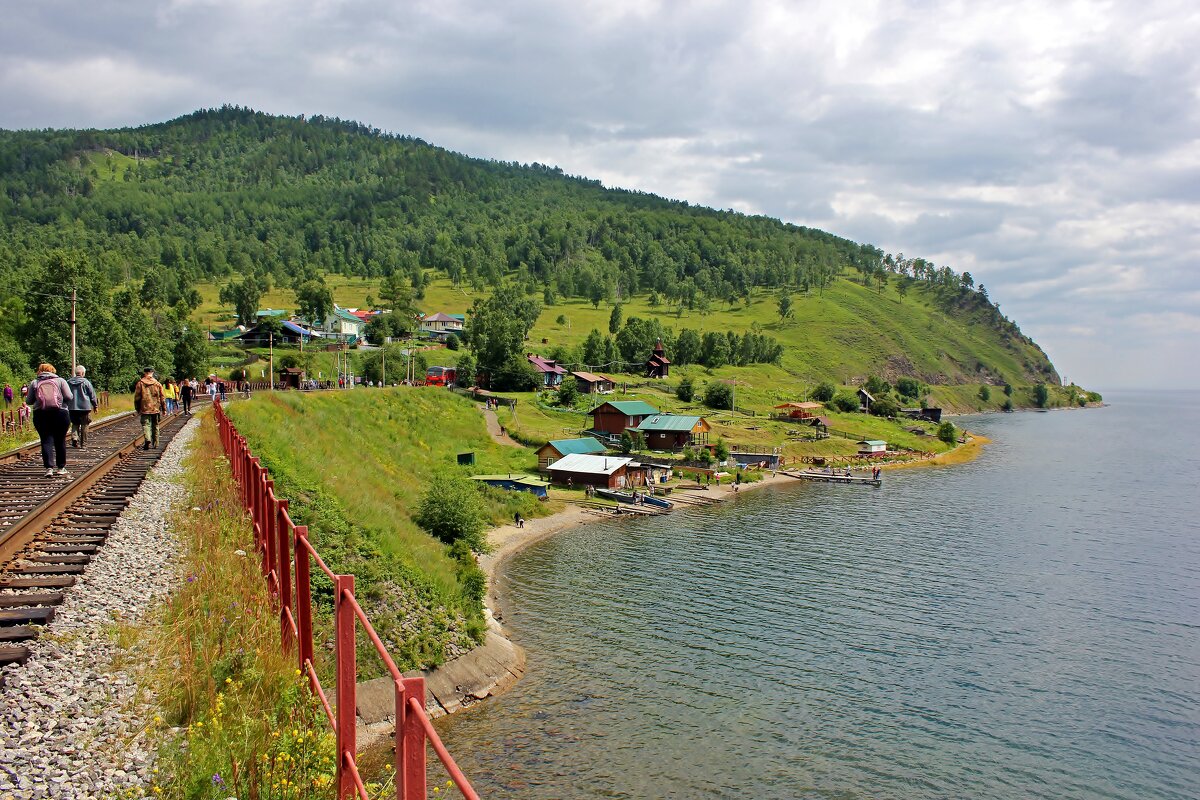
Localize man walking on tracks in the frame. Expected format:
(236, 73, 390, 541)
(133, 366, 165, 450)
(67, 365, 99, 448)
(27, 363, 73, 478)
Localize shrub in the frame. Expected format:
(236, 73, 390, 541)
(557, 378, 579, 407)
(1002, 399, 1014, 411)
(445, 333, 460, 351)
(704, 381, 734, 410)
(676, 377, 694, 402)
(714, 437, 730, 462)
(830, 392, 859, 412)
(698, 448, 715, 467)
(979, 385, 991, 402)
(414, 471, 488, 551)
(870, 396, 900, 417)
(811, 381, 836, 402)
(864, 375, 891, 395)
(895, 377, 921, 398)
(937, 421, 957, 444)
(1003, 383, 1014, 397)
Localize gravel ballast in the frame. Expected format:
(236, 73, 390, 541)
(0, 416, 200, 799)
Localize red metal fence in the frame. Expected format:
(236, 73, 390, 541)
(213, 400, 480, 800)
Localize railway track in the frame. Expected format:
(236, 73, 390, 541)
(0, 410, 196, 673)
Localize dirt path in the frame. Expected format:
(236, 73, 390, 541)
(482, 405, 523, 448)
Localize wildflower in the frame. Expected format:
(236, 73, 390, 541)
(225, 677, 233, 685)
(212, 773, 225, 787)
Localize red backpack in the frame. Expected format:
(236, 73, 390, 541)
(36, 378, 63, 410)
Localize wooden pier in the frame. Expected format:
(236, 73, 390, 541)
(781, 470, 882, 487)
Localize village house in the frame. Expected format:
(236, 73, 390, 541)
(857, 388, 875, 412)
(536, 437, 608, 470)
(572, 370, 615, 394)
(547, 453, 636, 489)
(527, 354, 569, 389)
(420, 312, 465, 337)
(588, 400, 660, 437)
(636, 414, 712, 450)
(646, 338, 670, 379)
(320, 306, 366, 342)
(858, 439, 888, 457)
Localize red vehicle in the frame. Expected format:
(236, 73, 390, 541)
(425, 366, 457, 387)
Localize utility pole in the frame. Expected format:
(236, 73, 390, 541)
(269, 331, 275, 391)
(382, 346, 386, 387)
(70, 288, 77, 376)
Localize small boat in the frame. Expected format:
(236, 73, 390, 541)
(595, 488, 674, 510)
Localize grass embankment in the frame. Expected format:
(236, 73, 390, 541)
(144, 412, 402, 799)
(225, 388, 557, 672)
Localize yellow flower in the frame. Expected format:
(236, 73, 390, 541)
(225, 677, 233, 684)
(153, 787, 163, 795)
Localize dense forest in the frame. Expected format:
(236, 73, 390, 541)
(0, 106, 1059, 390)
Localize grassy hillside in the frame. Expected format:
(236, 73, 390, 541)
(225, 387, 554, 671)
(0, 107, 1062, 396)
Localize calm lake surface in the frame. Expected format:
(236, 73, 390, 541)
(436, 392, 1199, 799)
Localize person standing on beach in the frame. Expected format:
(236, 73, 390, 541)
(27, 363, 73, 478)
(133, 367, 165, 449)
(66, 365, 98, 448)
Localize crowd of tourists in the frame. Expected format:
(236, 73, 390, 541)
(4, 366, 229, 481)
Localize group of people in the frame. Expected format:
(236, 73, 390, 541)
(21, 363, 99, 479)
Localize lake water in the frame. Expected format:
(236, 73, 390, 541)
(436, 392, 1200, 799)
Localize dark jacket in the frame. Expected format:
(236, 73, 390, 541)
(26, 372, 73, 411)
(67, 376, 98, 412)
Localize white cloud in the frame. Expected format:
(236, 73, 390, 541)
(1, 0, 1199, 388)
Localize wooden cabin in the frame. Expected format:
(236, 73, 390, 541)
(547, 453, 636, 489)
(635, 414, 712, 450)
(536, 437, 608, 470)
(527, 354, 568, 388)
(572, 370, 615, 394)
(589, 401, 660, 436)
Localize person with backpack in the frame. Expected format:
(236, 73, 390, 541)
(133, 366, 165, 449)
(67, 365, 99, 448)
(26, 363, 73, 478)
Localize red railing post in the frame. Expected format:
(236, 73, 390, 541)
(398, 676, 427, 800)
(335, 575, 357, 800)
(277, 499, 293, 648)
(295, 526, 314, 672)
(264, 487, 278, 589)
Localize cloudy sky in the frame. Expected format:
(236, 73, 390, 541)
(3, 0, 1198, 389)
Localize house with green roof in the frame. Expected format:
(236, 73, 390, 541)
(320, 305, 365, 342)
(536, 437, 608, 470)
(636, 414, 712, 450)
(589, 400, 661, 436)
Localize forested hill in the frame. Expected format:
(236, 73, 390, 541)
(0, 105, 1059, 390)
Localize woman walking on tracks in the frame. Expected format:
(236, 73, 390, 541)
(67, 365, 98, 448)
(27, 363, 73, 478)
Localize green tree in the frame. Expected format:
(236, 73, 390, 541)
(978, 385, 991, 402)
(445, 333, 460, 350)
(937, 421, 958, 444)
(777, 292, 793, 323)
(675, 329, 701, 366)
(895, 377, 921, 398)
(454, 352, 477, 387)
(463, 286, 541, 390)
(581, 329, 606, 367)
(812, 381, 836, 402)
(609, 304, 623, 334)
(219, 278, 263, 327)
(870, 395, 900, 417)
(864, 375, 891, 395)
(1003, 383, 1014, 397)
(1034, 383, 1050, 408)
(831, 392, 859, 412)
(414, 470, 488, 551)
(703, 381, 734, 410)
(295, 278, 333, 324)
(676, 377, 694, 402)
(714, 437, 730, 462)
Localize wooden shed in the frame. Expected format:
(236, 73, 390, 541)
(858, 439, 887, 457)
